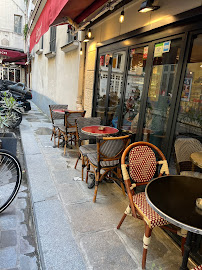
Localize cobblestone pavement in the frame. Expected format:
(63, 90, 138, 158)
(0, 126, 40, 270)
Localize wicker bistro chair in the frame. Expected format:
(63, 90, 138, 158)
(74, 117, 101, 181)
(174, 138, 202, 178)
(58, 110, 86, 155)
(49, 104, 68, 146)
(86, 135, 130, 202)
(191, 265, 202, 270)
(117, 141, 187, 270)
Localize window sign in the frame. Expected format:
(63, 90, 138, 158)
(154, 43, 163, 57)
(163, 41, 171, 53)
(181, 77, 192, 101)
(143, 46, 148, 59)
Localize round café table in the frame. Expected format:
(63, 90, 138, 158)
(81, 125, 119, 137)
(145, 175, 202, 270)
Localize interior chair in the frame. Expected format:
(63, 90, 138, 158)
(58, 110, 86, 155)
(74, 117, 101, 181)
(49, 104, 68, 146)
(86, 134, 130, 202)
(117, 141, 187, 270)
(174, 137, 202, 178)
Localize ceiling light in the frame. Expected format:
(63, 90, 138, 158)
(80, 48, 83, 55)
(138, 0, 160, 13)
(87, 29, 92, 39)
(83, 35, 90, 42)
(119, 9, 124, 23)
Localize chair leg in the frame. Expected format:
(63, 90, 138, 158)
(117, 213, 127, 229)
(57, 131, 60, 148)
(142, 224, 152, 270)
(86, 161, 90, 183)
(181, 237, 186, 255)
(64, 136, 67, 155)
(74, 153, 81, 169)
(93, 171, 100, 203)
(81, 156, 85, 181)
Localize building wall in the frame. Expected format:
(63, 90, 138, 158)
(31, 25, 82, 117)
(0, 0, 25, 50)
(83, 0, 202, 117)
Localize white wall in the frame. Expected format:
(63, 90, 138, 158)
(0, 0, 25, 50)
(31, 25, 82, 116)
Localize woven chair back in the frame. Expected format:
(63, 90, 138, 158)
(99, 135, 130, 161)
(121, 141, 167, 185)
(76, 117, 101, 141)
(129, 146, 156, 183)
(65, 111, 86, 128)
(49, 104, 68, 122)
(174, 138, 202, 163)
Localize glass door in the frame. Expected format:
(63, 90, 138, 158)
(95, 52, 111, 123)
(94, 50, 127, 126)
(121, 45, 148, 140)
(143, 38, 182, 149)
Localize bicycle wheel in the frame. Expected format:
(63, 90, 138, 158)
(0, 149, 22, 213)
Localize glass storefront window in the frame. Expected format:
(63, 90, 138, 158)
(108, 51, 126, 127)
(15, 69, 20, 82)
(176, 35, 202, 138)
(95, 53, 110, 122)
(95, 51, 126, 126)
(144, 39, 181, 149)
(121, 46, 147, 133)
(3, 68, 8, 80)
(9, 68, 14, 81)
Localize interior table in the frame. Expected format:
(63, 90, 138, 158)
(81, 125, 119, 137)
(145, 175, 202, 270)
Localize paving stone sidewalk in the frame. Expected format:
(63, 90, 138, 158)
(0, 127, 40, 270)
(20, 102, 195, 270)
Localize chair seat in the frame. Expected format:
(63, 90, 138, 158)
(180, 171, 202, 179)
(87, 152, 120, 168)
(58, 125, 76, 133)
(79, 144, 97, 156)
(191, 265, 202, 270)
(133, 192, 169, 229)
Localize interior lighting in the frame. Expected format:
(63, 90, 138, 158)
(83, 35, 90, 42)
(138, 0, 160, 13)
(87, 29, 92, 39)
(80, 48, 83, 55)
(119, 9, 124, 23)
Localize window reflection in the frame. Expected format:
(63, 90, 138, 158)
(121, 46, 147, 133)
(176, 35, 202, 138)
(144, 39, 181, 148)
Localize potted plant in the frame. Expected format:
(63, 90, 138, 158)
(0, 94, 18, 156)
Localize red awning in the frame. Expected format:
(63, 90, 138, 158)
(29, 0, 109, 52)
(0, 49, 26, 58)
(2, 53, 27, 65)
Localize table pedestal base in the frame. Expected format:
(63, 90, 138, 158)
(180, 231, 192, 270)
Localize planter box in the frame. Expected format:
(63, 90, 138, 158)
(0, 132, 17, 156)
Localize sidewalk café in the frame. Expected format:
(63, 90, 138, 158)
(30, 0, 202, 267)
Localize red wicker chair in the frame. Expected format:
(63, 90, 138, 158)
(191, 265, 202, 270)
(117, 141, 187, 270)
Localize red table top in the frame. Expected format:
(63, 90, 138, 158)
(81, 125, 119, 136)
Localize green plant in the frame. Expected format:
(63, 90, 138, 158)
(151, 262, 163, 270)
(23, 24, 28, 39)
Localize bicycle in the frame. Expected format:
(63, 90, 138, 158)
(0, 149, 22, 213)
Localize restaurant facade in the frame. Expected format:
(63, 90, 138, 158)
(28, 0, 202, 264)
